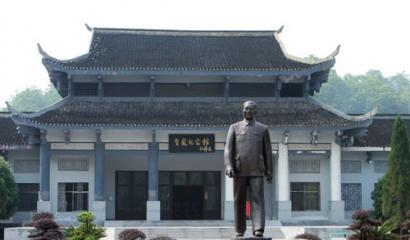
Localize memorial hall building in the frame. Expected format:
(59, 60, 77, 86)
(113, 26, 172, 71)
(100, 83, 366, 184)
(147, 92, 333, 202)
(1, 26, 409, 225)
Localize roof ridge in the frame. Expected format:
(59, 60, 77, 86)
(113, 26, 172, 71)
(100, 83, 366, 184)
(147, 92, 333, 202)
(93, 27, 278, 36)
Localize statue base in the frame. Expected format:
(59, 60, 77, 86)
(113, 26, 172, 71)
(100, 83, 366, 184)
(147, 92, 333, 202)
(232, 237, 272, 240)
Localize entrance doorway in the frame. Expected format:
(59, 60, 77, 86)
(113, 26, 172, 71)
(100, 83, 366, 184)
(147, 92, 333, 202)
(115, 171, 147, 220)
(159, 171, 221, 220)
(173, 186, 204, 219)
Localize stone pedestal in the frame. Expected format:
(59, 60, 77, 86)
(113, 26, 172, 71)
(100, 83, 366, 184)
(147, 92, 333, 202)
(92, 201, 106, 224)
(37, 201, 51, 212)
(328, 200, 345, 223)
(224, 200, 234, 221)
(277, 201, 292, 222)
(146, 201, 161, 221)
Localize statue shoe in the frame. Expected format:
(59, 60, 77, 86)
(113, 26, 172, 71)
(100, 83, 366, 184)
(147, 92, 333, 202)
(235, 232, 244, 237)
(254, 230, 263, 237)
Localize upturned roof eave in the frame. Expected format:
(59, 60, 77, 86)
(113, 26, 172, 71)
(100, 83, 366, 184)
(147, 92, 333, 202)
(41, 58, 335, 77)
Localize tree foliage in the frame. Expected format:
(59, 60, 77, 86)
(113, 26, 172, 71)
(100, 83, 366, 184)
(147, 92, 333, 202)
(382, 116, 410, 226)
(315, 70, 410, 114)
(7, 84, 61, 112)
(371, 177, 385, 220)
(0, 156, 18, 220)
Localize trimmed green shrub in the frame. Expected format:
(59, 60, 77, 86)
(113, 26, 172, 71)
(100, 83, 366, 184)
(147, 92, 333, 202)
(371, 177, 385, 220)
(65, 211, 106, 240)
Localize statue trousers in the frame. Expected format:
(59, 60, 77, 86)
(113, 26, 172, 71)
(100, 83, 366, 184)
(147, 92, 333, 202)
(233, 176, 265, 234)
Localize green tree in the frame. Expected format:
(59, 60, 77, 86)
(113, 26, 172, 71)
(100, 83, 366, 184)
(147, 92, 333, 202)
(316, 70, 410, 114)
(0, 156, 18, 219)
(8, 84, 61, 112)
(382, 116, 410, 227)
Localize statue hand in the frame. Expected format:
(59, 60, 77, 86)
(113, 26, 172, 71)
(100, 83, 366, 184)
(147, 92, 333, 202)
(225, 168, 234, 178)
(266, 174, 272, 183)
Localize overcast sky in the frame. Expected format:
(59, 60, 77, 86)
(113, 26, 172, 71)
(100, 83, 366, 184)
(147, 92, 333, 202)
(1, 0, 409, 108)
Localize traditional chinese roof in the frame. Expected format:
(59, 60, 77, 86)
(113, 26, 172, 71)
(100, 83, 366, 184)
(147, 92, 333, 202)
(354, 115, 410, 147)
(0, 113, 26, 149)
(8, 97, 373, 129)
(39, 27, 338, 74)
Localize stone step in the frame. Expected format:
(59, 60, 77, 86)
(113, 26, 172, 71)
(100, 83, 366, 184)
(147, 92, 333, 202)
(112, 227, 284, 239)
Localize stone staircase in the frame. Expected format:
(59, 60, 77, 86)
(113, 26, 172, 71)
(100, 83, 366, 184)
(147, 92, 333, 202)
(104, 221, 284, 239)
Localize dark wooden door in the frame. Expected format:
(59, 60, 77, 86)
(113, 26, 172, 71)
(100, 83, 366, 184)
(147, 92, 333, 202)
(173, 185, 204, 220)
(116, 171, 147, 220)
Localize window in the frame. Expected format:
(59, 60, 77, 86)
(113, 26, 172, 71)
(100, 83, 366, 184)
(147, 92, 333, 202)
(289, 159, 320, 173)
(73, 83, 98, 96)
(58, 183, 88, 212)
(280, 83, 304, 97)
(291, 182, 320, 211)
(374, 161, 387, 173)
(17, 183, 39, 211)
(155, 83, 224, 97)
(229, 83, 275, 97)
(104, 83, 150, 97)
(341, 160, 361, 173)
(342, 183, 362, 211)
(14, 159, 39, 173)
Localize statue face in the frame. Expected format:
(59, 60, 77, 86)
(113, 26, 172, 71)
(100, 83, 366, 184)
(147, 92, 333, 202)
(243, 103, 257, 120)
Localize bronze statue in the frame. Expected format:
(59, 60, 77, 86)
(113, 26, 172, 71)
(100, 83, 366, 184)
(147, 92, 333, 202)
(224, 101, 273, 238)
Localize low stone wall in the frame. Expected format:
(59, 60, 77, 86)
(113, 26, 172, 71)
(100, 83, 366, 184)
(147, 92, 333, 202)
(4, 227, 33, 240)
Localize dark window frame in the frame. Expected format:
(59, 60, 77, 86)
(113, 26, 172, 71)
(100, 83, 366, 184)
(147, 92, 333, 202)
(73, 82, 98, 96)
(155, 83, 224, 97)
(280, 83, 304, 97)
(229, 83, 275, 97)
(103, 82, 150, 97)
(17, 183, 39, 211)
(290, 182, 321, 211)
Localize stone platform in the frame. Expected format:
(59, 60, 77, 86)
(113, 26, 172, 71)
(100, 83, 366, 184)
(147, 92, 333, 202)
(232, 237, 272, 240)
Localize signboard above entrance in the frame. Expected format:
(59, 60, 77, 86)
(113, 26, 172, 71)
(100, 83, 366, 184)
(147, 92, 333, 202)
(169, 134, 215, 153)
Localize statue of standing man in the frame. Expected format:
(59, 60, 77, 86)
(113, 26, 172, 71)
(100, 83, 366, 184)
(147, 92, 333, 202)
(224, 101, 273, 238)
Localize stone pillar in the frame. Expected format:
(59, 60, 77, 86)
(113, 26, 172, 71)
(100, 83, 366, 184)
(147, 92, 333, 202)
(329, 140, 345, 222)
(224, 175, 234, 220)
(38, 130, 51, 212)
(147, 130, 160, 221)
(93, 129, 106, 223)
(277, 142, 291, 222)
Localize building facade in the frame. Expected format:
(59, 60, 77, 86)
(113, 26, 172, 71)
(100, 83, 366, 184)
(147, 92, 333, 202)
(1, 27, 408, 224)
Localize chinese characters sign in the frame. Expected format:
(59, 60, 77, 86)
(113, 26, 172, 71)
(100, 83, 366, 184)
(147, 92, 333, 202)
(169, 134, 215, 153)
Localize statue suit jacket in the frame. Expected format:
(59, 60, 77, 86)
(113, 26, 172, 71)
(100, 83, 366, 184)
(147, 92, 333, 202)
(224, 119, 273, 177)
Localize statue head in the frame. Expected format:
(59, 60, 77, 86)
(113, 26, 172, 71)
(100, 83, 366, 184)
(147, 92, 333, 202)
(243, 101, 257, 120)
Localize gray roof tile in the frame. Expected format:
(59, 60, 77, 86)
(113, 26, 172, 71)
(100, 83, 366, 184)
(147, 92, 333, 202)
(14, 99, 368, 128)
(42, 28, 333, 72)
